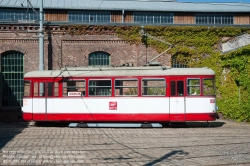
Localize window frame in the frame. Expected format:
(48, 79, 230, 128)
(114, 79, 138, 96)
(195, 13, 234, 25)
(88, 79, 112, 96)
(89, 51, 111, 66)
(141, 78, 166, 96)
(68, 11, 111, 23)
(133, 12, 174, 24)
(62, 80, 86, 97)
(187, 78, 201, 96)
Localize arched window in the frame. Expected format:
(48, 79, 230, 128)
(1, 51, 24, 107)
(89, 51, 110, 66)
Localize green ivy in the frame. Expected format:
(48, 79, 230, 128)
(60, 25, 250, 122)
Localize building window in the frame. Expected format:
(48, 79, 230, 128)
(196, 13, 233, 25)
(0, 9, 39, 21)
(172, 56, 188, 68)
(89, 52, 110, 66)
(134, 12, 174, 24)
(1, 51, 24, 107)
(68, 11, 110, 22)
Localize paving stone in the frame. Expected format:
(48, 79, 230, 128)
(0, 120, 250, 165)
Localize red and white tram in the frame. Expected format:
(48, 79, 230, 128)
(22, 66, 217, 123)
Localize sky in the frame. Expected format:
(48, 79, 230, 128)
(178, 0, 250, 2)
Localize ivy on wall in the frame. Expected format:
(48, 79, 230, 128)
(60, 25, 250, 122)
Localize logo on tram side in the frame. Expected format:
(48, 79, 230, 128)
(109, 102, 117, 110)
(210, 99, 215, 103)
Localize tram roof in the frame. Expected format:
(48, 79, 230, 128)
(24, 66, 215, 78)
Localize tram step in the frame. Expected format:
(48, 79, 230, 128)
(68, 123, 162, 128)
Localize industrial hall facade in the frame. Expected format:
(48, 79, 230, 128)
(0, 0, 250, 121)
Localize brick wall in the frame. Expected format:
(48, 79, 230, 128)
(0, 25, 171, 72)
(0, 25, 172, 121)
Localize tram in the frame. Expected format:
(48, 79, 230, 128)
(22, 66, 217, 123)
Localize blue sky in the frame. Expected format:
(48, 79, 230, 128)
(178, 0, 250, 2)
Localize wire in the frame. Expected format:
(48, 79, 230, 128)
(27, 0, 37, 14)
(98, 0, 104, 9)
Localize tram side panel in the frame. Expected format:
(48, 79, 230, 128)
(46, 98, 61, 121)
(52, 97, 169, 122)
(185, 97, 216, 121)
(22, 98, 33, 121)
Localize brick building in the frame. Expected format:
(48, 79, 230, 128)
(0, 0, 250, 121)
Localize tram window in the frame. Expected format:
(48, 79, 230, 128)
(187, 79, 200, 95)
(24, 81, 31, 97)
(177, 81, 184, 96)
(170, 81, 176, 96)
(142, 79, 165, 96)
(63, 80, 86, 96)
(46, 82, 53, 97)
(115, 79, 138, 96)
(54, 82, 59, 97)
(34, 82, 39, 96)
(203, 79, 215, 95)
(89, 80, 111, 96)
(34, 82, 45, 96)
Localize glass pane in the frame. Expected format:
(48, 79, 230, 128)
(170, 81, 176, 96)
(63, 80, 85, 96)
(34, 82, 39, 97)
(142, 79, 165, 96)
(89, 51, 110, 66)
(24, 81, 31, 97)
(115, 79, 138, 96)
(1, 51, 24, 107)
(54, 82, 59, 97)
(177, 81, 184, 96)
(187, 79, 200, 95)
(188, 79, 200, 86)
(47, 82, 53, 97)
(89, 80, 111, 96)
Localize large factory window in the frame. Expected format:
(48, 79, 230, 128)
(0, 9, 39, 21)
(196, 13, 233, 25)
(68, 11, 110, 23)
(1, 51, 24, 107)
(134, 12, 174, 24)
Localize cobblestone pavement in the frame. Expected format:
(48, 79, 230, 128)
(0, 119, 250, 166)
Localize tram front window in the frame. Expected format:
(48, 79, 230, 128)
(203, 78, 215, 95)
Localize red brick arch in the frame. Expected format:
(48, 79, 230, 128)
(0, 45, 26, 55)
(88, 46, 112, 55)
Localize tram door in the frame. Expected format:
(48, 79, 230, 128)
(33, 81, 59, 121)
(169, 79, 185, 122)
(33, 81, 46, 120)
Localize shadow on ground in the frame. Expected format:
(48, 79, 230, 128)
(32, 120, 226, 128)
(143, 150, 189, 166)
(33, 122, 70, 127)
(0, 122, 28, 150)
(163, 121, 226, 128)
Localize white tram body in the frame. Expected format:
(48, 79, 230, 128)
(22, 66, 217, 122)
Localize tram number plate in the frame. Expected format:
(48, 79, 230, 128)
(109, 102, 117, 110)
(210, 99, 215, 103)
